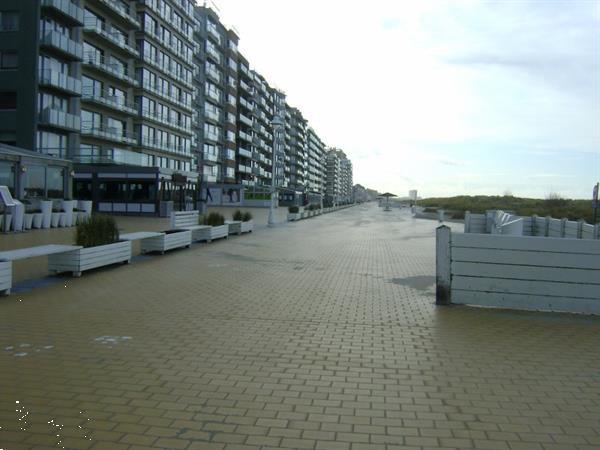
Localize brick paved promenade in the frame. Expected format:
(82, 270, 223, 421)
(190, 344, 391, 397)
(0, 204, 599, 450)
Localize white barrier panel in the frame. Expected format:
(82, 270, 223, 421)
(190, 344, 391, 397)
(437, 227, 600, 314)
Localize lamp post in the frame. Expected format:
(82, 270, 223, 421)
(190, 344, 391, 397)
(268, 114, 284, 227)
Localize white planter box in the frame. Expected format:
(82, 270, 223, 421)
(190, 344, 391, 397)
(58, 212, 66, 227)
(140, 230, 191, 254)
(77, 200, 93, 215)
(195, 225, 229, 242)
(241, 221, 253, 233)
(0, 261, 11, 296)
(288, 213, 300, 221)
(48, 240, 132, 277)
(300, 212, 307, 219)
(32, 213, 43, 228)
(226, 221, 242, 235)
(40, 201, 52, 228)
(23, 213, 34, 230)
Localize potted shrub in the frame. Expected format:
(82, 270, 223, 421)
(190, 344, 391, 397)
(227, 210, 254, 234)
(241, 211, 253, 233)
(288, 205, 300, 221)
(48, 214, 132, 277)
(140, 228, 191, 254)
(196, 212, 228, 242)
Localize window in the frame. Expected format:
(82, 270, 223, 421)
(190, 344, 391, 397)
(38, 92, 68, 113)
(24, 165, 45, 198)
(0, 92, 16, 110)
(0, 161, 15, 196)
(46, 166, 64, 198)
(0, 11, 19, 32)
(107, 117, 125, 136)
(74, 180, 92, 200)
(0, 51, 17, 69)
(98, 181, 128, 201)
(81, 109, 101, 131)
(36, 131, 67, 157)
(82, 76, 103, 96)
(84, 41, 103, 63)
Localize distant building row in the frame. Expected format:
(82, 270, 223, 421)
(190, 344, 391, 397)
(0, 0, 353, 212)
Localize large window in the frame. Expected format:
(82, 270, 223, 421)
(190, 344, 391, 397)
(84, 41, 103, 64)
(82, 109, 102, 131)
(46, 166, 64, 198)
(38, 91, 68, 113)
(0, 161, 15, 195)
(82, 75, 103, 95)
(23, 165, 45, 198)
(0, 51, 18, 69)
(0, 11, 19, 32)
(37, 131, 67, 157)
(98, 181, 127, 201)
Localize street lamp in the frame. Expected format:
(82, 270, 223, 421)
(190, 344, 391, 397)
(268, 113, 284, 227)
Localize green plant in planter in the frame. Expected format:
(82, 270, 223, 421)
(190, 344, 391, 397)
(76, 214, 120, 248)
(52, 208, 65, 213)
(288, 205, 299, 213)
(232, 210, 243, 221)
(202, 212, 225, 226)
(242, 211, 252, 222)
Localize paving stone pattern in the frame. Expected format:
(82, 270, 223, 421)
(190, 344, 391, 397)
(0, 204, 599, 450)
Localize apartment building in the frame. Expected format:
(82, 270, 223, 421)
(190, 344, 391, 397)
(0, 0, 199, 214)
(306, 127, 325, 195)
(325, 148, 353, 204)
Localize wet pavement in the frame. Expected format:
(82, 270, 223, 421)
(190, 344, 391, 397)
(0, 203, 598, 450)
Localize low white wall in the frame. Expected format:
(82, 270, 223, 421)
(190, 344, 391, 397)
(437, 227, 600, 314)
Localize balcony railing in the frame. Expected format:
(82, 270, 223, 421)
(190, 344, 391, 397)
(40, 31, 83, 60)
(142, 54, 193, 88)
(138, 136, 191, 156)
(139, 107, 193, 134)
(81, 124, 137, 145)
(238, 147, 252, 158)
(207, 25, 222, 44)
(84, 52, 137, 85)
(96, 0, 140, 27)
(73, 148, 146, 166)
(204, 132, 220, 142)
(139, 80, 193, 112)
(38, 108, 80, 131)
(41, 0, 84, 25)
(84, 19, 138, 57)
(38, 69, 81, 95)
(206, 46, 222, 64)
(239, 114, 253, 127)
(82, 89, 136, 115)
(202, 152, 218, 163)
(204, 109, 220, 122)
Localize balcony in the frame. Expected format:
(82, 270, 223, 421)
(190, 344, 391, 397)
(74, 147, 146, 166)
(204, 109, 220, 122)
(238, 147, 252, 158)
(96, 0, 140, 28)
(142, 55, 193, 89)
(40, 31, 83, 61)
(206, 46, 222, 64)
(202, 174, 217, 183)
(207, 25, 222, 45)
(202, 151, 218, 163)
(239, 114, 253, 127)
(139, 80, 193, 112)
(82, 89, 136, 115)
(41, 0, 84, 26)
(38, 108, 80, 131)
(138, 136, 190, 156)
(84, 19, 138, 57)
(239, 79, 253, 94)
(238, 164, 252, 174)
(138, 107, 193, 135)
(238, 131, 252, 143)
(205, 67, 221, 84)
(204, 131, 220, 142)
(84, 52, 137, 86)
(38, 69, 81, 96)
(205, 89, 220, 103)
(81, 124, 137, 145)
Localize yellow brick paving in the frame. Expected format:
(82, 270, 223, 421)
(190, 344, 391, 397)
(0, 204, 599, 450)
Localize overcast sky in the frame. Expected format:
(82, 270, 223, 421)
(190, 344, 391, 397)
(210, 0, 599, 199)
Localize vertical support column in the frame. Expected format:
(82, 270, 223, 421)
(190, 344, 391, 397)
(561, 218, 568, 237)
(577, 220, 585, 239)
(464, 211, 471, 233)
(532, 215, 538, 236)
(594, 224, 600, 240)
(436, 225, 452, 306)
(545, 216, 550, 237)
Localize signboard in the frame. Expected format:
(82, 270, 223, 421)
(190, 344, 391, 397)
(0, 186, 15, 207)
(593, 182, 599, 209)
(409, 190, 417, 201)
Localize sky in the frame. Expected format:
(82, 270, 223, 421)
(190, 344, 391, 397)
(208, 0, 599, 199)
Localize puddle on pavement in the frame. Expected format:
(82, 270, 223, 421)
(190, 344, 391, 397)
(390, 275, 436, 291)
(4, 344, 54, 358)
(93, 336, 132, 347)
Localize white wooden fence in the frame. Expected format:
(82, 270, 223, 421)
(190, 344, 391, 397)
(465, 210, 600, 239)
(436, 226, 600, 314)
